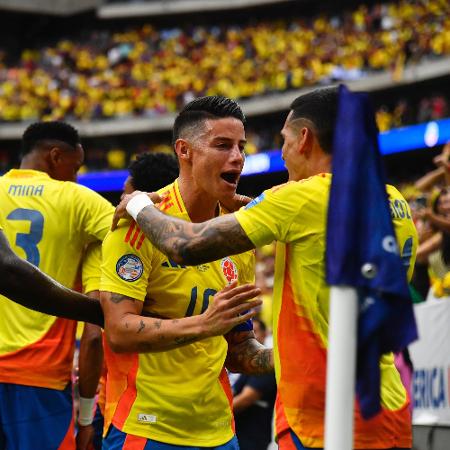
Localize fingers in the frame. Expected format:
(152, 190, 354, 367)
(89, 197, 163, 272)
(219, 283, 261, 302)
(234, 306, 261, 324)
(148, 192, 162, 203)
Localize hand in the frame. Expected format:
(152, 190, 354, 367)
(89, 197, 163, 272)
(201, 281, 262, 338)
(220, 194, 253, 212)
(433, 142, 450, 170)
(416, 207, 432, 221)
(112, 191, 162, 230)
(76, 424, 95, 450)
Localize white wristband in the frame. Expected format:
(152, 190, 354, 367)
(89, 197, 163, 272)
(126, 193, 154, 221)
(78, 396, 96, 426)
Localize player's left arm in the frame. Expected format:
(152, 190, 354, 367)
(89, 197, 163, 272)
(225, 330, 273, 375)
(0, 230, 104, 326)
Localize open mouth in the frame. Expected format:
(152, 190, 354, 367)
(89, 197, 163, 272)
(220, 172, 240, 185)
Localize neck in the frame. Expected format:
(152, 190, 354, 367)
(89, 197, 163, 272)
(177, 174, 220, 223)
(20, 152, 49, 174)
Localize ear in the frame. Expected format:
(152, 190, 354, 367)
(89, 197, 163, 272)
(297, 127, 313, 156)
(48, 147, 63, 166)
(174, 139, 191, 162)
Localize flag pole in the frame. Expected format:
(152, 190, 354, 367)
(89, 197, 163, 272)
(324, 286, 358, 450)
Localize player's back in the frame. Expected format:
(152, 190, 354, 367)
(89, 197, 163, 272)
(0, 168, 113, 389)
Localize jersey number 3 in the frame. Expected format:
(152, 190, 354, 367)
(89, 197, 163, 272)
(7, 208, 44, 267)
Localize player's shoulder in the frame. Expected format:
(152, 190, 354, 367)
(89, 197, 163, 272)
(104, 219, 152, 254)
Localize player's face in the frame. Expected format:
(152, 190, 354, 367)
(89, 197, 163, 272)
(53, 144, 85, 182)
(281, 112, 304, 181)
(123, 176, 135, 194)
(189, 117, 246, 201)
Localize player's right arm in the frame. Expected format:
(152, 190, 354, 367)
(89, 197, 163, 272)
(100, 222, 262, 353)
(101, 282, 261, 353)
(0, 229, 103, 326)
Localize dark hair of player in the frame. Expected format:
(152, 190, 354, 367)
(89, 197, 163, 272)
(21, 121, 80, 155)
(289, 86, 339, 155)
(128, 152, 179, 192)
(172, 96, 246, 147)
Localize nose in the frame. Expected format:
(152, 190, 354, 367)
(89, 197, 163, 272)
(230, 145, 245, 167)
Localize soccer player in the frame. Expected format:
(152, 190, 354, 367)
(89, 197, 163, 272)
(78, 152, 180, 450)
(100, 96, 272, 449)
(0, 121, 114, 450)
(115, 87, 418, 450)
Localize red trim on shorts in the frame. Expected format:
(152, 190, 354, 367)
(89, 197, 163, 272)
(57, 412, 75, 450)
(278, 430, 300, 450)
(123, 433, 147, 450)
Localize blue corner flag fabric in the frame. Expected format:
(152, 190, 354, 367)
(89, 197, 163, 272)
(325, 85, 418, 419)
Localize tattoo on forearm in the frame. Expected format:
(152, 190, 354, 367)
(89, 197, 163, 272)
(174, 336, 197, 345)
(153, 319, 162, 329)
(137, 209, 254, 265)
(226, 336, 273, 375)
(137, 320, 145, 333)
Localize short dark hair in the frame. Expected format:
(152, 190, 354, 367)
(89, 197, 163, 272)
(289, 86, 339, 154)
(21, 121, 80, 155)
(253, 317, 267, 332)
(128, 152, 179, 192)
(172, 96, 246, 146)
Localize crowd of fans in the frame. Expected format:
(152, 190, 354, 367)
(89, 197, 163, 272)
(401, 142, 450, 302)
(0, 0, 449, 123)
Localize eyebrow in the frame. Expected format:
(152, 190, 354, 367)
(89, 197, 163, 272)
(212, 136, 247, 144)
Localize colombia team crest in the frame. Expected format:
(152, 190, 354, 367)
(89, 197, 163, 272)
(116, 254, 143, 282)
(221, 257, 238, 284)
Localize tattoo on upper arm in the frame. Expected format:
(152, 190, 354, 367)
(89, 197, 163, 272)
(109, 293, 136, 304)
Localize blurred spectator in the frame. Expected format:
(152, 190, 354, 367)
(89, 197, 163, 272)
(413, 142, 450, 299)
(232, 318, 276, 450)
(0, 0, 448, 123)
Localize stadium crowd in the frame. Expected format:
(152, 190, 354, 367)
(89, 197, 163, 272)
(0, 0, 449, 123)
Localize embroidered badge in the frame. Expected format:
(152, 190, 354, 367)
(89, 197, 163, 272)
(221, 257, 238, 284)
(116, 254, 143, 282)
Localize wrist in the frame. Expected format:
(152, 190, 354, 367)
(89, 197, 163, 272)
(195, 314, 211, 340)
(126, 193, 154, 221)
(78, 396, 96, 426)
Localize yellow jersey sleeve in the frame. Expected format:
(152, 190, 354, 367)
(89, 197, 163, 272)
(70, 184, 115, 243)
(101, 221, 153, 302)
(82, 242, 102, 294)
(386, 185, 418, 282)
(235, 178, 327, 247)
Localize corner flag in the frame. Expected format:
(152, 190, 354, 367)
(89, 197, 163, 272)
(326, 85, 417, 419)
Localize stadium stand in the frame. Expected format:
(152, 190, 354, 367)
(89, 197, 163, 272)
(1, 1, 450, 449)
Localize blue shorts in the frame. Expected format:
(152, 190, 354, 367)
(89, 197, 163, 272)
(0, 382, 75, 450)
(102, 424, 239, 450)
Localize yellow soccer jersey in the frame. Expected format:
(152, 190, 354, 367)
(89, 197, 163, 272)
(101, 179, 255, 446)
(234, 174, 417, 449)
(0, 169, 114, 389)
(82, 241, 102, 294)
